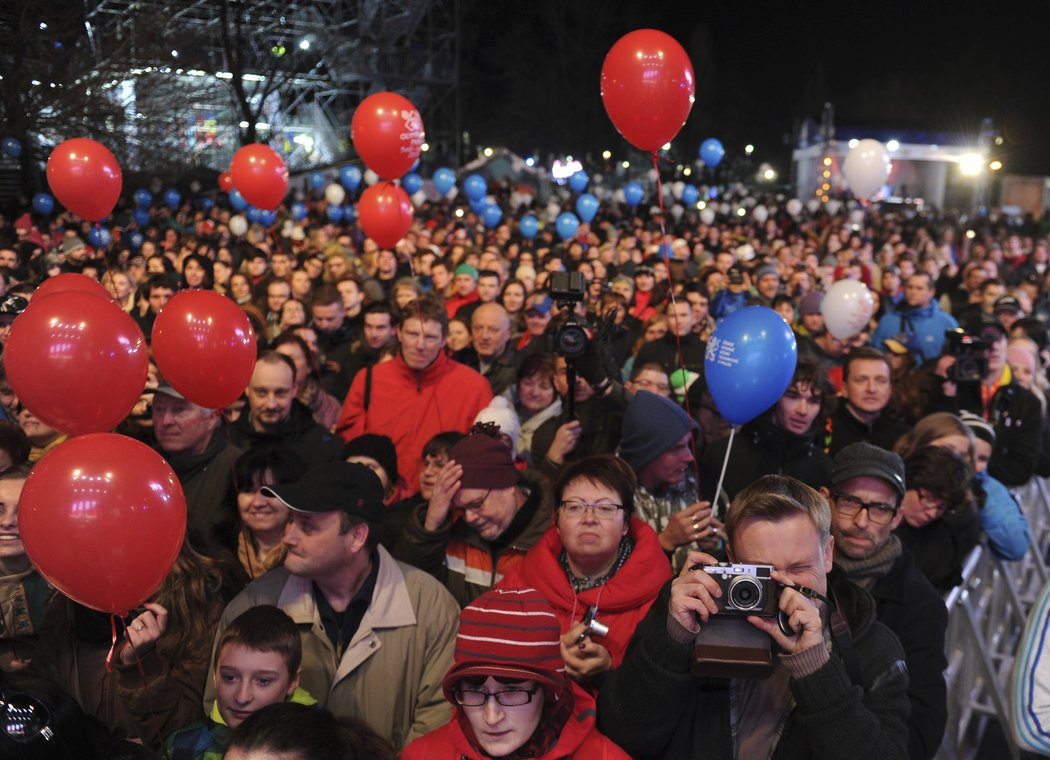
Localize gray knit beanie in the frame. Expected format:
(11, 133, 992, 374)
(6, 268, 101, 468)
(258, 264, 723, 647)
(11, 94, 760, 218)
(619, 391, 699, 473)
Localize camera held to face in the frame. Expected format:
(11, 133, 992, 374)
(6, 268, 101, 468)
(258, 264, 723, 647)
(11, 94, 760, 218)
(703, 563, 780, 617)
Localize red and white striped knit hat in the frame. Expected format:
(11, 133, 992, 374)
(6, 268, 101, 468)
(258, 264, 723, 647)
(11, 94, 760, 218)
(442, 587, 568, 702)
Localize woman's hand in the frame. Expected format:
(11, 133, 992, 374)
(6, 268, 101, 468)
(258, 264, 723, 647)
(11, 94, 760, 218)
(119, 603, 168, 667)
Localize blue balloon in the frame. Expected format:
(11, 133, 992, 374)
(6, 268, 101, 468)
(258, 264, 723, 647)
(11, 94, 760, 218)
(163, 189, 181, 208)
(343, 204, 356, 223)
(433, 167, 456, 195)
(132, 208, 150, 227)
(681, 184, 699, 205)
(327, 205, 344, 222)
(481, 204, 503, 229)
(259, 209, 277, 227)
(555, 212, 580, 241)
(704, 306, 798, 426)
(339, 166, 362, 191)
(519, 215, 538, 240)
(291, 202, 307, 221)
(402, 172, 423, 195)
(133, 188, 152, 208)
(623, 181, 644, 207)
(708, 186, 718, 199)
(246, 207, 263, 224)
(1, 137, 21, 159)
(86, 227, 111, 249)
(128, 231, 144, 250)
(568, 171, 588, 194)
(463, 174, 487, 202)
(309, 172, 326, 191)
(700, 138, 725, 168)
(199, 197, 214, 212)
(229, 188, 248, 211)
(32, 193, 54, 215)
(469, 198, 488, 215)
(575, 193, 598, 223)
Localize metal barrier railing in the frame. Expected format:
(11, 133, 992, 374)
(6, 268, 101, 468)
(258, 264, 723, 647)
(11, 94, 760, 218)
(936, 477, 1050, 759)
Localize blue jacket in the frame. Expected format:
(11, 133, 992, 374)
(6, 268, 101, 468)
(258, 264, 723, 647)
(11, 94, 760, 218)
(976, 470, 1030, 561)
(870, 302, 958, 363)
(710, 289, 749, 322)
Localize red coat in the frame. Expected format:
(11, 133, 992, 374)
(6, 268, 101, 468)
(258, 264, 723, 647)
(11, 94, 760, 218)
(401, 686, 630, 760)
(498, 516, 671, 668)
(336, 352, 492, 494)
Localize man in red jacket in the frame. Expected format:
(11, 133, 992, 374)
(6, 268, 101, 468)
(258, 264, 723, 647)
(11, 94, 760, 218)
(336, 294, 492, 494)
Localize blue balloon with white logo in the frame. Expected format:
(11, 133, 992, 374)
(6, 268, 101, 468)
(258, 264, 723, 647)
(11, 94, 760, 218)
(681, 184, 699, 205)
(133, 189, 152, 208)
(343, 204, 356, 223)
(555, 212, 580, 241)
(568, 171, 588, 194)
(464, 174, 487, 202)
(623, 181, 644, 207)
(291, 202, 307, 221)
(259, 209, 277, 227)
(481, 204, 502, 229)
(705, 306, 798, 426)
(519, 215, 538, 240)
(128, 231, 144, 250)
(32, 193, 54, 215)
(163, 189, 181, 208)
(1, 137, 21, 159)
(246, 207, 263, 224)
(200, 197, 214, 212)
(339, 166, 362, 191)
(700, 138, 725, 168)
(575, 193, 598, 223)
(402, 173, 422, 195)
(327, 205, 343, 222)
(309, 172, 326, 191)
(133, 208, 150, 227)
(87, 227, 111, 249)
(229, 188, 248, 211)
(433, 167, 456, 195)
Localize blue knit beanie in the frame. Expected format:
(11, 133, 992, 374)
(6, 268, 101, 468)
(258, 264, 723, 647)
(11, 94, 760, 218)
(619, 390, 699, 473)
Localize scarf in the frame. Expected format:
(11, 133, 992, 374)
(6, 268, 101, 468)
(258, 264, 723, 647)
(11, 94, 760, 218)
(559, 534, 635, 593)
(835, 534, 902, 590)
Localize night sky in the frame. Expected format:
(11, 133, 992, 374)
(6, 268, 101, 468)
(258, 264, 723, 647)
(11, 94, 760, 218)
(460, 1, 1050, 176)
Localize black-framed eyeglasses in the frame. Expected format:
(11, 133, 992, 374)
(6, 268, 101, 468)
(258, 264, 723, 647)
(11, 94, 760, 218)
(832, 492, 898, 525)
(455, 686, 540, 707)
(1, 691, 54, 743)
(453, 489, 492, 511)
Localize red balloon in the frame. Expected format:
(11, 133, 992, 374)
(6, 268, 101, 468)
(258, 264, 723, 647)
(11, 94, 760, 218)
(32, 272, 115, 303)
(219, 171, 234, 192)
(601, 29, 695, 153)
(20, 434, 186, 615)
(358, 182, 413, 249)
(46, 138, 123, 222)
(229, 145, 288, 210)
(152, 290, 257, 409)
(351, 92, 425, 180)
(5, 291, 148, 436)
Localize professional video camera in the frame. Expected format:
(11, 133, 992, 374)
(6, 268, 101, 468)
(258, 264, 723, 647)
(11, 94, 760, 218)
(546, 271, 589, 359)
(943, 328, 989, 384)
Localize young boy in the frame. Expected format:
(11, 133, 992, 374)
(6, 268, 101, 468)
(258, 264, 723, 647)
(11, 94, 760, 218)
(165, 605, 316, 760)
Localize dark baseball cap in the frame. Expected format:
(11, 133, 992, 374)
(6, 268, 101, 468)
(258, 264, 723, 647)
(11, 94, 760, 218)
(262, 461, 385, 523)
(993, 295, 1023, 315)
(831, 442, 906, 497)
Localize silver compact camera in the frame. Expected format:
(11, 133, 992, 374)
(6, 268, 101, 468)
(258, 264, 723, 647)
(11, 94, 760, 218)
(703, 563, 779, 616)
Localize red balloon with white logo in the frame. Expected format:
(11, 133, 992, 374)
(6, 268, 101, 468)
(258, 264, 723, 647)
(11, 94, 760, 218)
(351, 92, 425, 180)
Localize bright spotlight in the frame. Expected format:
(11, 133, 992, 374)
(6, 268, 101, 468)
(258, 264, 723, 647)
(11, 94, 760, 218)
(661, 142, 672, 151)
(886, 139, 900, 152)
(299, 39, 310, 50)
(601, 150, 612, 160)
(989, 160, 1003, 172)
(621, 160, 630, 169)
(848, 139, 859, 149)
(483, 147, 493, 157)
(744, 144, 754, 155)
(959, 154, 984, 177)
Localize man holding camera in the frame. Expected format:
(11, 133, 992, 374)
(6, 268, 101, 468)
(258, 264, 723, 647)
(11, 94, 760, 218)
(871, 272, 958, 363)
(598, 474, 910, 759)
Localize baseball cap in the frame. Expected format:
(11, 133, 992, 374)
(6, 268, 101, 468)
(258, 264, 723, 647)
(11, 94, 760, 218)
(634, 265, 656, 277)
(0, 295, 28, 316)
(525, 294, 552, 315)
(261, 461, 385, 523)
(145, 384, 186, 400)
(993, 295, 1023, 315)
(831, 442, 906, 497)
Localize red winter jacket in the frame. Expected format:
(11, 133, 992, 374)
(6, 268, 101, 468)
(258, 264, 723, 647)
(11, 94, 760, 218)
(498, 516, 671, 669)
(336, 351, 492, 493)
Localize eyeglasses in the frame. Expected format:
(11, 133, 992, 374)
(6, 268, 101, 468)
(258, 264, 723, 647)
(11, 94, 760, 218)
(1, 692, 54, 743)
(560, 501, 623, 520)
(455, 687, 539, 707)
(453, 489, 492, 511)
(832, 492, 898, 525)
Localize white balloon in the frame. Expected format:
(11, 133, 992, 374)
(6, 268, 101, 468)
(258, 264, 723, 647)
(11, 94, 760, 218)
(189, 180, 201, 193)
(805, 198, 821, 214)
(649, 205, 662, 217)
(670, 204, 684, 221)
(700, 208, 716, 225)
(719, 202, 731, 215)
(742, 196, 757, 209)
(786, 198, 803, 217)
(849, 208, 865, 224)
(647, 169, 658, 182)
(843, 139, 890, 200)
(229, 215, 248, 237)
(411, 190, 426, 207)
(672, 181, 685, 200)
(363, 169, 379, 186)
(325, 183, 346, 206)
(546, 202, 561, 222)
(821, 279, 875, 340)
(826, 199, 842, 216)
(613, 189, 626, 204)
(752, 204, 769, 224)
(446, 186, 459, 201)
(592, 173, 603, 185)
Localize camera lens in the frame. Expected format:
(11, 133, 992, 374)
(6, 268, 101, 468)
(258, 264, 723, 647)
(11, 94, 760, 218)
(727, 576, 763, 611)
(556, 324, 588, 358)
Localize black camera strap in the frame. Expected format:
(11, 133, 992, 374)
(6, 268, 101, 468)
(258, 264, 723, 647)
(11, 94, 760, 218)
(827, 584, 863, 687)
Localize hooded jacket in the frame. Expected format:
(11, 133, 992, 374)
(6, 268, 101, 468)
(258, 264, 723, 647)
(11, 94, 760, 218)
(870, 301, 958, 364)
(227, 399, 342, 466)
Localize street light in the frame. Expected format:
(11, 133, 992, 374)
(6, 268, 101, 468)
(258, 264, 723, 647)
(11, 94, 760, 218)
(602, 150, 611, 160)
(744, 144, 754, 155)
(989, 160, 1003, 172)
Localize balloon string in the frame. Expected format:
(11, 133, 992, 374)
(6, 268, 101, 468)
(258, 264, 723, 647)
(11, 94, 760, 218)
(105, 613, 119, 673)
(114, 613, 159, 744)
(651, 151, 701, 487)
(713, 425, 737, 518)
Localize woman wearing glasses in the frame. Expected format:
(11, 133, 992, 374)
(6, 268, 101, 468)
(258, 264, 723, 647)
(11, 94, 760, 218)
(498, 455, 671, 688)
(401, 587, 629, 759)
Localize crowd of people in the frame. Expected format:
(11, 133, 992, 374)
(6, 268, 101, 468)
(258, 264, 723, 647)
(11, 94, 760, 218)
(0, 177, 1047, 759)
